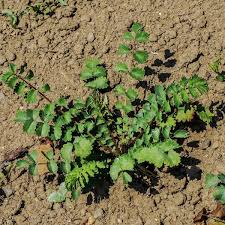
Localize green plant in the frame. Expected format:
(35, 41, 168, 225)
(209, 59, 225, 82)
(114, 22, 150, 80)
(0, 23, 214, 203)
(205, 173, 225, 204)
(2, 0, 67, 28)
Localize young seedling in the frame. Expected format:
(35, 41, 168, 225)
(209, 59, 225, 82)
(205, 173, 225, 204)
(2, 9, 19, 28)
(1, 24, 214, 203)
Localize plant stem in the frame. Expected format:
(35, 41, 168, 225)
(16, 74, 52, 103)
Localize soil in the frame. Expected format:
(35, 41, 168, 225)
(0, 0, 225, 224)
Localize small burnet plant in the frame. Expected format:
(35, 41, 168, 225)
(209, 59, 225, 82)
(0, 23, 214, 203)
(205, 173, 225, 204)
(114, 22, 150, 80)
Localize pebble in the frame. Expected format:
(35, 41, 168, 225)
(2, 187, 14, 197)
(93, 208, 104, 219)
(87, 32, 95, 42)
(172, 192, 186, 206)
(5, 51, 16, 61)
(0, 54, 6, 65)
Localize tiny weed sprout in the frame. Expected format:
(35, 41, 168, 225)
(209, 59, 225, 82)
(205, 173, 225, 204)
(0, 23, 214, 203)
(2, 0, 67, 28)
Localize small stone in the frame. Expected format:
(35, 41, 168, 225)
(0, 54, 6, 65)
(5, 51, 16, 61)
(199, 140, 211, 150)
(211, 141, 219, 149)
(93, 208, 104, 219)
(172, 192, 186, 206)
(117, 218, 123, 224)
(87, 216, 95, 225)
(87, 32, 95, 42)
(2, 187, 14, 197)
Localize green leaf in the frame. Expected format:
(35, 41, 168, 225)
(58, 0, 67, 6)
(28, 164, 38, 176)
(174, 130, 189, 138)
(54, 126, 62, 140)
(74, 137, 93, 158)
(56, 97, 68, 107)
(1, 71, 13, 82)
(41, 84, 50, 93)
(123, 32, 133, 41)
(114, 84, 126, 95)
(9, 63, 16, 73)
(25, 70, 34, 80)
(7, 76, 18, 88)
(26, 89, 38, 104)
(164, 150, 181, 167)
(61, 161, 71, 174)
(15, 82, 26, 95)
(71, 189, 80, 200)
(2, 10, 18, 27)
(122, 172, 132, 184)
(118, 44, 131, 55)
(197, 107, 214, 124)
(47, 160, 58, 174)
(63, 111, 72, 124)
(28, 150, 38, 162)
(48, 192, 66, 203)
(188, 75, 208, 98)
(205, 173, 220, 189)
(218, 174, 225, 184)
(213, 185, 225, 204)
(114, 63, 129, 73)
(61, 143, 73, 162)
(85, 58, 100, 69)
(162, 126, 171, 139)
(80, 68, 93, 80)
(41, 123, 50, 137)
(16, 160, 29, 169)
(15, 110, 30, 122)
(43, 150, 54, 160)
(209, 59, 220, 74)
(23, 120, 37, 134)
(130, 67, 145, 80)
(126, 88, 138, 101)
(133, 50, 149, 64)
(131, 22, 143, 33)
(86, 76, 108, 90)
(135, 31, 149, 43)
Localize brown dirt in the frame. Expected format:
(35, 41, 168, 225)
(0, 0, 225, 224)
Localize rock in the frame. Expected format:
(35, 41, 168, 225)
(93, 208, 104, 219)
(117, 218, 123, 224)
(5, 51, 16, 61)
(172, 192, 186, 206)
(2, 187, 14, 197)
(199, 139, 211, 150)
(0, 54, 6, 65)
(87, 32, 95, 42)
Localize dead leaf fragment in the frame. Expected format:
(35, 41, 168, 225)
(194, 208, 207, 223)
(211, 203, 225, 219)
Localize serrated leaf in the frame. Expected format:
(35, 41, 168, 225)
(162, 126, 171, 139)
(16, 160, 29, 169)
(86, 76, 108, 90)
(197, 107, 214, 124)
(209, 59, 220, 74)
(63, 111, 72, 124)
(213, 185, 225, 204)
(123, 32, 133, 40)
(164, 150, 181, 167)
(23, 120, 37, 134)
(26, 89, 38, 104)
(74, 137, 93, 158)
(205, 173, 220, 189)
(130, 67, 145, 80)
(114, 84, 126, 95)
(54, 126, 62, 140)
(61, 143, 73, 162)
(41, 84, 50, 93)
(135, 31, 149, 43)
(131, 22, 143, 33)
(133, 50, 149, 64)
(15, 82, 26, 95)
(41, 123, 50, 137)
(176, 108, 195, 122)
(15, 110, 30, 122)
(28, 164, 38, 176)
(85, 58, 100, 69)
(56, 97, 68, 107)
(126, 88, 138, 101)
(122, 172, 132, 184)
(61, 161, 71, 174)
(118, 44, 131, 55)
(47, 160, 58, 174)
(114, 63, 129, 73)
(0, 71, 13, 82)
(7, 76, 18, 88)
(58, 0, 67, 6)
(174, 130, 189, 138)
(43, 150, 54, 160)
(25, 70, 34, 80)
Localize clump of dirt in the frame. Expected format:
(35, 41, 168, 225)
(0, 0, 225, 224)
